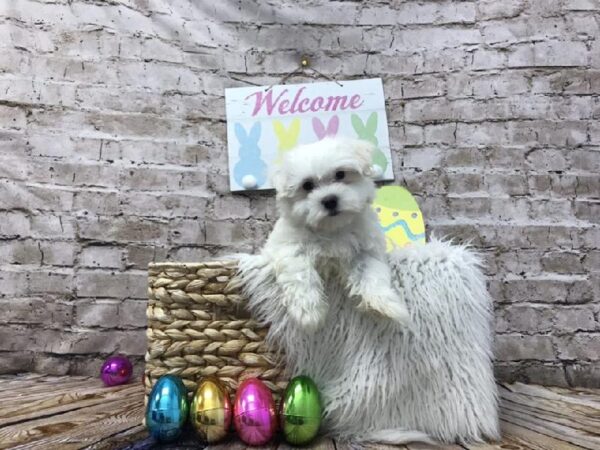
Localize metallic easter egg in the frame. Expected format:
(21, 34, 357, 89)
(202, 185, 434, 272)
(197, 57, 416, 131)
(146, 375, 189, 442)
(233, 378, 277, 446)
(189, 377, 232, 443)
(280, 376, 322, 445)
(100, 355, 133, 386)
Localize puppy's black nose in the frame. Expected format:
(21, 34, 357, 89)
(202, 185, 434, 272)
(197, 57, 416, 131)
(321, 195, 338, 212)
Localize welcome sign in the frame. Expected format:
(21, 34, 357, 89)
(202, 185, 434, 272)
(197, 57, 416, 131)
(225, 78, 394, 192)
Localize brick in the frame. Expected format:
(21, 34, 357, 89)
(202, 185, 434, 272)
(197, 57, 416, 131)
(442, 147, 485, 168)
(485, 173, 528, 196)
(39, 241, 76, 266)
(555, 334, 600, 360)
(78, 216, 168, 244)
(169, 218, 205, 244)
(0, 181, 74, 212)
(0, 240, 41, 265)
(495, 334, 555, 361)
(495, 305, 554, 334)
(554, 306, 598, 333)
(33, 354, 71, 376)
(28, 269, 74, 296)
(0, 269, 29, 297)
(521, 363, 569, 387)
(0, 211, 30, 238)
(213, 196, 251, 220)
(80, 246, 123, 269)
(29, 214, 76, 240)
(574, 200, 600, 224)
(447, 197, 491, 219)
(76, 270, 146, 299)
(402, 147, 443, 171)
(565, 0, 600, 11)
(75, 301, 119, 327)
(501, 278, 593, 304)
(477, 0, 525, 19)
(508, 42, 589, 68)
(570, 149, 600, 173)
(0, 106, 26, 131)
(125, 244, 168, 269)
(118, 300, 147, 328)
(119, 193, 207, 218)
(447, 172, 484, 194)
(204, 221, 250, 246)
(0, 351, 34, 374)
(424, 123, 456, 144)
(566, 363, 600, 388)
(526, 148, 568, 171)
(541, 251, 584, 274)
(0, 298, 73, 325)
(490, 197, 529, 222)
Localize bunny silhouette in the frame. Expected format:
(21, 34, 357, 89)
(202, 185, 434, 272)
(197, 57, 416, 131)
(312, 116, 339, 140)
(351, 112, 388, 173)
(233, 122, 267, 189)
(273, 118, 301, 160)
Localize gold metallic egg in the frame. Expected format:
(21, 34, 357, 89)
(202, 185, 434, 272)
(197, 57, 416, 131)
(189, 377, 232, 443)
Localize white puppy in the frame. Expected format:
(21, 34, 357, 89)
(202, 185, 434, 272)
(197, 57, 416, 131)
(263, 137, 409, 331)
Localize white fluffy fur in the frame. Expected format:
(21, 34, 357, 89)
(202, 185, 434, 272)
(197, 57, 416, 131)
(232, 138, 499, 444)
(266, 138, 409, 331)
(235, 240, 500, 444)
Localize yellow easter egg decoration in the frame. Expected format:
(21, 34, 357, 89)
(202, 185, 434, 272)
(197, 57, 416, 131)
(373, 186, 426, 252)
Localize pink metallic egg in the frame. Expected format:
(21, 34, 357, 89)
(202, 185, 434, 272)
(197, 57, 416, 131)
(100, 355, 133, 386)
(233, 378, 277, 446)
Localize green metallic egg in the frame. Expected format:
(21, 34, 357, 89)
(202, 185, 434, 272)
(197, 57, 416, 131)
(279, 376, 322, 445)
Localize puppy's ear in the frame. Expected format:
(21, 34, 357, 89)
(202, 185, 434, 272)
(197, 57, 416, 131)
(351, 139, 375, 176)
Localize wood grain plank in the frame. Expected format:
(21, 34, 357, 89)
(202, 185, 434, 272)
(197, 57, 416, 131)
(1, 379, 122, 410)
(205, 436, 248, 450)
(347, 444, 409, 449)
(500, 387, 600, 431)
(0, 378, 97, 402)
(0, 383, 143, 427)
(0, 374, 75, 393)
(499, 419, 587, 450)
(502, 382, 600, 410)
(0, 390, 143, 449)
(499, 406, 600, 450)
(87, 424, 147, 450)
(407, 443, 462, 450)
(277, 437, 336, 450)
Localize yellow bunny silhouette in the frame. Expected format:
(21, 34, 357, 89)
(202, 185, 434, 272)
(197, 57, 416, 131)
(273, 118, 301, 161)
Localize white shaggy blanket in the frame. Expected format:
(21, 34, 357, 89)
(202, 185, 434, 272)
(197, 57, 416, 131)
(235, 239, 500, 444)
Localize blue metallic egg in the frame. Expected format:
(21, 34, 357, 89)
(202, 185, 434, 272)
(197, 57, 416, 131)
(146, 375, 189, 442)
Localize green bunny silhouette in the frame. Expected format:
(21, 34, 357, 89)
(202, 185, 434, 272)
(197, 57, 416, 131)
(351, 112, 388, 172)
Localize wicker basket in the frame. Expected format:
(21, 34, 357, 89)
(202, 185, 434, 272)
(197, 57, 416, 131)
(144, 261, 287, 402)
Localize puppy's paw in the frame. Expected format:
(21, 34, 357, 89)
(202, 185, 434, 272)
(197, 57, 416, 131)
(357, 288, 410, 326)
(286, 292, 328, 332)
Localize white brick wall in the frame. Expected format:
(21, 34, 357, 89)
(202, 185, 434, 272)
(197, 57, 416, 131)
(0, 0, 598, 387)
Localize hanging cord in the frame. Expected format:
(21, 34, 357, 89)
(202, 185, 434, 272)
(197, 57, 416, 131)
(265, 56, 343, 91)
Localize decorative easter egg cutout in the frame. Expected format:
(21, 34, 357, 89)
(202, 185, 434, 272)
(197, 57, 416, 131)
(373, 186, 426, 252)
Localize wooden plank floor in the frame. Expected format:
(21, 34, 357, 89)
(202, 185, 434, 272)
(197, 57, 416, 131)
(0, 374, 599, 450)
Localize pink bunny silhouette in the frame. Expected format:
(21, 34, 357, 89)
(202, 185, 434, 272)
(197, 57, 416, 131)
(312, 116, 339, 140)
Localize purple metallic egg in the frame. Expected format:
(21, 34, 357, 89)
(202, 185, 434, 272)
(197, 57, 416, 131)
(233, 378, 277, 446)
(100, 355, 133, 386)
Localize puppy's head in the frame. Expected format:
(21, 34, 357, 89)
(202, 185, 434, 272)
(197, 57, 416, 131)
(272, 138, 376, 232)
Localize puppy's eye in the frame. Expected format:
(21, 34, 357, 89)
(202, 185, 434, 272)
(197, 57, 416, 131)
(302, 180, 315, 192)
(335, 170, 345, 180)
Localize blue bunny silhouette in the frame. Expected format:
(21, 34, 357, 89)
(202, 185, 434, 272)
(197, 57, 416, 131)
(233, 122, 267, 189)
